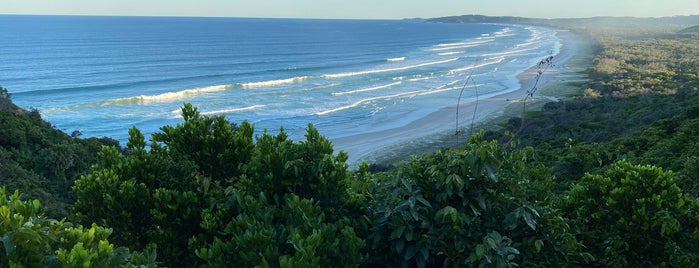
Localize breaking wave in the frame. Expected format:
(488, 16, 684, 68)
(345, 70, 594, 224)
(332, 81, 402, 96)
(323, 57, 460, 79)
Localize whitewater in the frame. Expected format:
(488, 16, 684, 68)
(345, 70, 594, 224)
(0, 16, 560, 160)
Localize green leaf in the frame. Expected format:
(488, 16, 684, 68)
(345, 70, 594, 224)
(395, 239, 405, 254)
(523, 211, 536, 231)
(534, 240, 544, 253)
(486, 237, 497, 249)
(415, 196, 431, 208)
(404, 244, 417, 260)
(390, 226, 406, 240)
(475, 244, 485, 257)
(405, 228, 414, 241)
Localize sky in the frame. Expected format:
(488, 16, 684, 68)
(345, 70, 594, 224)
(0, 0, 697, 19)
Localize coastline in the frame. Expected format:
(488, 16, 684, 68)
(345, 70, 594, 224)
(332, 29, 593, 167)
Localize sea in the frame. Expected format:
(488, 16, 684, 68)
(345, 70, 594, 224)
(0, 15, 560, 155)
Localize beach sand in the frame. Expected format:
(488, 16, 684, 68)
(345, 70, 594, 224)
(331, 29, 594, 167)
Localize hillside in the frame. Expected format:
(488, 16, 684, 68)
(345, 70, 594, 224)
(680, 24, 699, 33)
(0, 85, 118, 216)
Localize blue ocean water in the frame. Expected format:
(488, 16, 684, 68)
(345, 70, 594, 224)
(0, 15, 560, 150)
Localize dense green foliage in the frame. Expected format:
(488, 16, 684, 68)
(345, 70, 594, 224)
(73, 104, 365, 267)
(0, 187, 156, 267)
(364, 132, 586, 267)
(564, 162, 699, 266)
(0, 85, 118, 217)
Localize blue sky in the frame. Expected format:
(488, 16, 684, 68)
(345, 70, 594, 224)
(1, 0, 697, 19)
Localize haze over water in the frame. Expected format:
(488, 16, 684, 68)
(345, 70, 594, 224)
(0, 15, 560, 149)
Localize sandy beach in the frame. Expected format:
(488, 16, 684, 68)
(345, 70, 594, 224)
(332, 29, 593, 167)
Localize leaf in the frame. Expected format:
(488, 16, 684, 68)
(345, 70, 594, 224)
(404, 244, 417, 260)
(415, 196, 431, 208)
(405, 228, 414, 241)
(523, 211, 537, 231)
(477, 192, 487, 210)
(395, 239, 405, 254)
(1, 234, 15, 256)
(475, 244, 485, 257)
(534, 240, 544, 253)
(486, 237, 497, 249)
(484, 163, 498, 182)
(390, 225, 406, 240)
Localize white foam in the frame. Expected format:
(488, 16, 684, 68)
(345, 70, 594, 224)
(479, 47, 536, 58)
(241, 76, 311, 88)
(332, 81, 402, 96)
(493, 28, 512, 35)
(408, 77, 430, 82)
(107, 84, 234, 105)
(200, 105, 265, 115)
(417, 83, 482, 96)
(317, 80, 466, 116)
(431, 40, 493, 51)
(447, 57, 505, 74)
(316, 90, 418, 116)
(322, 57, 460, 79)
(438, 51, 465, 56)
(387, 57, 406, 62)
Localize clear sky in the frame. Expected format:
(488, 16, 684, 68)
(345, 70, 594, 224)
(1, 0, 697, 19)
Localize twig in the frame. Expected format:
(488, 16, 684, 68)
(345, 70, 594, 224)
(456, 69, 476, 145)
(514, 55, 555, 139)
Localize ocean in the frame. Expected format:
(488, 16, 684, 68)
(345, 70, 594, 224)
(0, 15, 560, 154)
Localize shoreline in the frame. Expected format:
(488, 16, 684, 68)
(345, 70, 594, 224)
(332, 29, 593, 168)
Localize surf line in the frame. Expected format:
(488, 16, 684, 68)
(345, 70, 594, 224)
(240, 57, 460, 89)
(332, 81, 403, 96)
(315, 79, 467, 116)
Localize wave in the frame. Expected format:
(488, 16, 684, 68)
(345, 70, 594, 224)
(447, 57, 505, 74)
(431, 40, 493, 51)
(332, 81, 402, 96)
(316, 80, 466, 116)
(417, 83, 482, 96)
(103, 84, 235, 105)
(493, 28, 512, 36)
(438, 51, 465, 56)
(316, 90, 419, 116)
(199, 105, 265, 116)
(241, 76, 312, 88)
(322, 57, 460, 79)
(408, 77, 430, 82)
(387, 57, 406, 62)
(479, 47, 537, 58)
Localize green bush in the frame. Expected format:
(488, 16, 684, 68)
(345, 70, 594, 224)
(366, 131, 587, 267)
(0, 187, 156, 267)
(564, 161, 699, 266)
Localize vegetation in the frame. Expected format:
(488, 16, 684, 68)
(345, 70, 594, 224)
(0, 85, 118, 217)
(72, 104, 365, 266)
(2, 15, 699, 267)
(0, 187, 156, 267)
